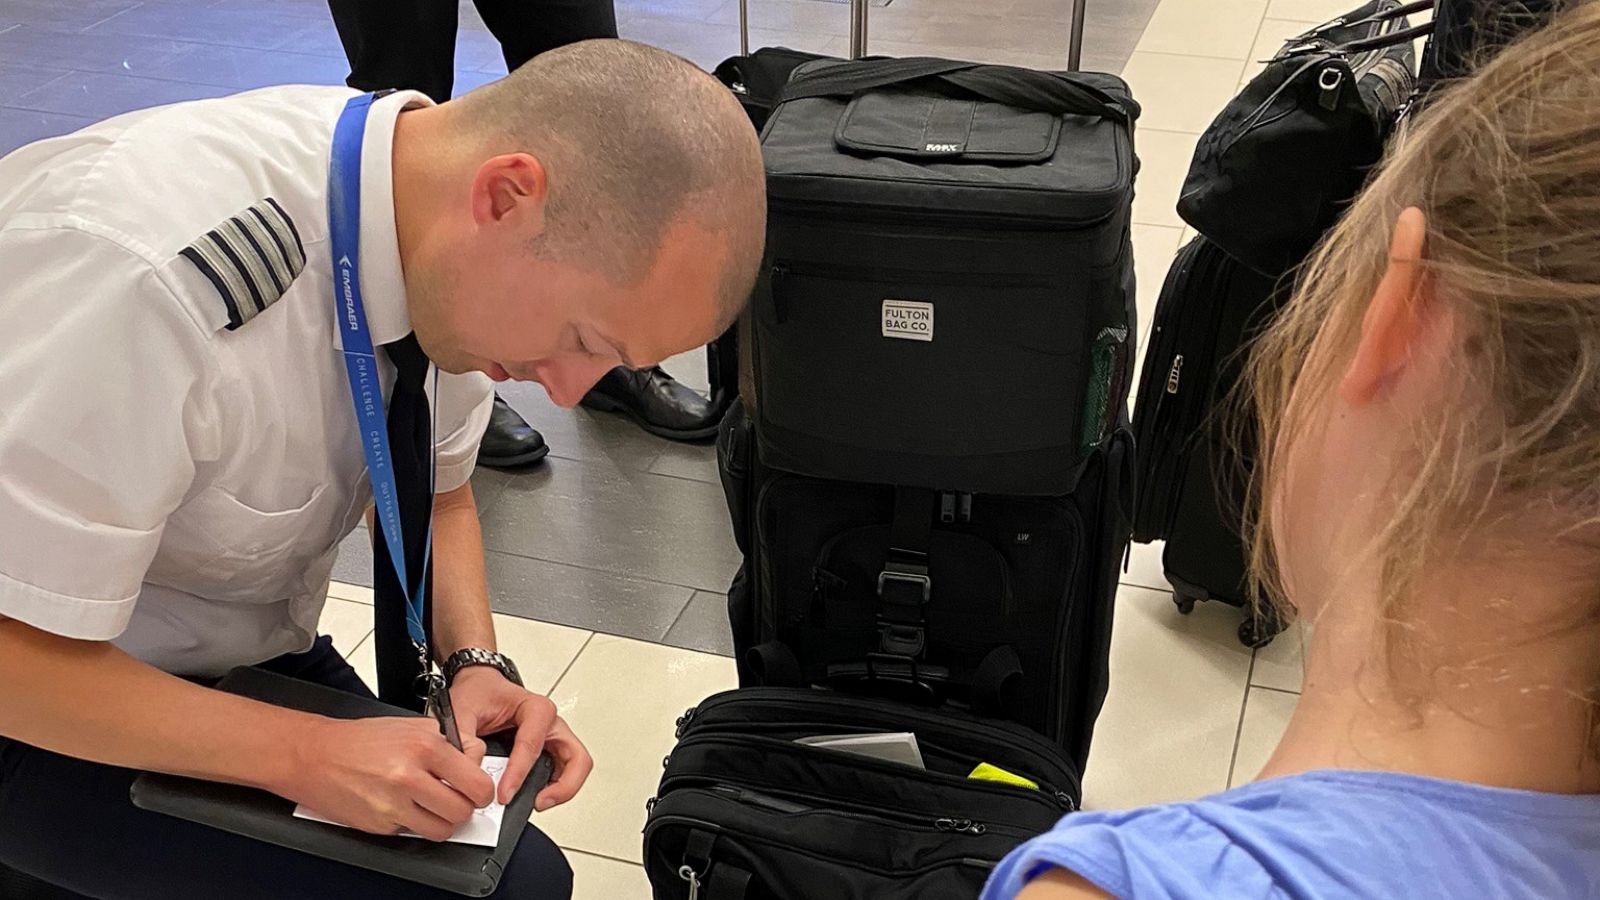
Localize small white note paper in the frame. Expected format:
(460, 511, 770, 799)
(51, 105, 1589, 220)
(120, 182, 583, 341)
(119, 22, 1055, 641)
(293, 755, 510, 848)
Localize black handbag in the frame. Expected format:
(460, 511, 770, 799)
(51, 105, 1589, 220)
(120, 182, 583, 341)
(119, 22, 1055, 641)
(644, 688, 1076, 900)
(1177, 0, 1427, 274)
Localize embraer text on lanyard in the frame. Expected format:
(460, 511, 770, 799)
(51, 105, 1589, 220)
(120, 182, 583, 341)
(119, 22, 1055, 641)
(329, 93, 434, 654)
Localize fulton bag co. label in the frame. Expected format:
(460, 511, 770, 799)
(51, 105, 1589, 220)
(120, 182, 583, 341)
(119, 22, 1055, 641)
(881, 299, 934, 342)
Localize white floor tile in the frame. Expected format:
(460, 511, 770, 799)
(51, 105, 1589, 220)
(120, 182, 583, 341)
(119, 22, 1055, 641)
(326, 580, 373, 605)
(1135, 0, 1271, 60)
(1242, 17, 1320, 83)
(1132, 223, 1184, 355)
(1081, 584, 1251, 810)
(1122, 539, 1172, 592)
(1120, 52, 1244, 133)
(567, 849, 653, 900)
(534, 635, 738, 864)
(704, 0, 854, 36)
(657, 347, 710, 395)
(318, 597, 373, 658)
(1264, 0, 1349, 25)
(491, 612, 594, 696)
(1133, 129, 1199, 229)
(1229, 686, 1298, 786)
(1250, 621, 1305, 692)
(746, 27, 845, 57)
(347, 633, 378, 695)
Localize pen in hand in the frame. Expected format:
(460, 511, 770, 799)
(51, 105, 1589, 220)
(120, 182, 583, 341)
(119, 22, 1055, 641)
(428, 677, 465, 753)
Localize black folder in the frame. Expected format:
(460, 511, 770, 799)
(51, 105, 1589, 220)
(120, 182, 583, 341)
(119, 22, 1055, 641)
(130, 666, 551, 897)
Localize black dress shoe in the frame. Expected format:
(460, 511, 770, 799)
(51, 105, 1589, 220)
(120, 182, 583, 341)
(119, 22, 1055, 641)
(477, 395, 550, 468)
(580, 366, 719, 442)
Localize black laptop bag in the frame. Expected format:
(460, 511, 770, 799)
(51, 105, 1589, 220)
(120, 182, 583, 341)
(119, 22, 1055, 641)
(643, 688, 1076, 900)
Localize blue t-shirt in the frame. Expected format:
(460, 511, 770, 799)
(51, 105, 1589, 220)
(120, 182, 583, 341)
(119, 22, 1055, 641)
(981, 770, 1600, 899)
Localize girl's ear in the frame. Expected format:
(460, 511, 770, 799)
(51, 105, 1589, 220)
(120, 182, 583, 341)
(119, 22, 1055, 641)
(1341, 207, 1429, 406)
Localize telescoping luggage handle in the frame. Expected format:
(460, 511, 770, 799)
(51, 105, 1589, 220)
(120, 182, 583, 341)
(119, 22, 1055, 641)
(740, 0, 1088, 69)
(780, 57, 1137, 125)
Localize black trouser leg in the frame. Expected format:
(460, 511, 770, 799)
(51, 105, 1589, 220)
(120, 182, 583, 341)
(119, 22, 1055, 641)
(471, 0, 619, 73)
(327, 0, 461, 103)
(0, 637, 573, 900)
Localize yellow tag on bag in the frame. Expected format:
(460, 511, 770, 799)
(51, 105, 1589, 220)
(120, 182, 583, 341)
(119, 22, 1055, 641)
(968, 762, 1040, 791)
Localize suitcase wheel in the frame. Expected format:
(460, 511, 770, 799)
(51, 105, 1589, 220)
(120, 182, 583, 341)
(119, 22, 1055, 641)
(1172, 591, 1200, 615)
(1237, 607, 1284, 649)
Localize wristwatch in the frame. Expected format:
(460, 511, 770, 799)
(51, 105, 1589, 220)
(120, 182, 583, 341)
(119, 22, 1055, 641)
(442, 647, 524, 688)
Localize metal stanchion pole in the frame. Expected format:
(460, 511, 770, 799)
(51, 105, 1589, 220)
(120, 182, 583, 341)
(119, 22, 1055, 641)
(849, 0, 869, 58)
(740, 0, 750, 56)
(1067, 0, 1086, 70)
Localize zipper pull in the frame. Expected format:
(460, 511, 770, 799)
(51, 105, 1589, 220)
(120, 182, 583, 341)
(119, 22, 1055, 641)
(675, 706, 697, 739)
(679, 865, 702, 900)
(770, 263, 790, 324)
(1165, 355, 1184, 395)
(936, 817, 988, 835)
(1056, 791, 1078, 811)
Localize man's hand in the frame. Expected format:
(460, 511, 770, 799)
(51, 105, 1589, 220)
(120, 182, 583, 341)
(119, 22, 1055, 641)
(448, 666, 593, 810)
(279, 716, 495, 841)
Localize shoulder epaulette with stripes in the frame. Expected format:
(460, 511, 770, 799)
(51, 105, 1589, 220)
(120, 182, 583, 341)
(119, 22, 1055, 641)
(179, 197, 306, 331)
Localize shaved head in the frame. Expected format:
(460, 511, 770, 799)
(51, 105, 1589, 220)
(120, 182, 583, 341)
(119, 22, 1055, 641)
(450, 39, 766, 324)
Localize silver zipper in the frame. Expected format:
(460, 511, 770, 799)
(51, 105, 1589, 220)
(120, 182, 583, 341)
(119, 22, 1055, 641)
(935, 817, 988, 835)
(1165, 355, 1184, 395)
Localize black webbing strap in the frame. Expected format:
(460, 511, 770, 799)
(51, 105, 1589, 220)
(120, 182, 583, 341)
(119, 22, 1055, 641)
(744, 641, 803, 688)
(680, 830, 754, 900)
(707, 864, 754, 900)
(878, 487, 936, 658)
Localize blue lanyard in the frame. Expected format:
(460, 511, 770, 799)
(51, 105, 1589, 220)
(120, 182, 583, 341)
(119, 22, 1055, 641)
(329, 93, 433, 651)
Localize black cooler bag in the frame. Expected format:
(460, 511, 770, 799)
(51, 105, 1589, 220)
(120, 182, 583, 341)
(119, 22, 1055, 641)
(753, 58, 1141, 496)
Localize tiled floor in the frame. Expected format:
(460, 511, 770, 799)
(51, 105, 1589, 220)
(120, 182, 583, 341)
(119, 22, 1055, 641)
(0, 0, 1378, 893)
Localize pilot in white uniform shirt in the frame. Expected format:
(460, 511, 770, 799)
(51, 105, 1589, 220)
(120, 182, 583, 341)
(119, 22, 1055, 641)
(0, 87, 493, 677)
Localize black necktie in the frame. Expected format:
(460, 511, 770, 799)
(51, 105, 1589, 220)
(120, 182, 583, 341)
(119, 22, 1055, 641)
(372, 332, 434, 711)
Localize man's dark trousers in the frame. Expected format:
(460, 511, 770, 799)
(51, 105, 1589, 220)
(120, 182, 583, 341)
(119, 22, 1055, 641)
(327, 0, 620, 103)
(0, 636, 573, 900)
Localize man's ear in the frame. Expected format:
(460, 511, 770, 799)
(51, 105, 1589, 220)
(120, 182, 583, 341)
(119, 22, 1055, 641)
(470, 153, 548, 234)
(1341, 206, 1432, 406)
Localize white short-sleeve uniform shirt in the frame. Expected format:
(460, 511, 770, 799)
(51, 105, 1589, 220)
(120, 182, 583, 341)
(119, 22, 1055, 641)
(0, 87, 494, 677)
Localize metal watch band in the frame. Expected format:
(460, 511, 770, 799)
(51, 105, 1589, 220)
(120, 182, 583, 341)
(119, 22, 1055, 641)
(442, 647, 524, 687)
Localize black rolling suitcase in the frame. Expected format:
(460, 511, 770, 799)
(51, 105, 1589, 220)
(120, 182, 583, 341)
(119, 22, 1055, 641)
(709, 18, 1140, 763)
(646, 3, 1136, 895)
(1130, 0, 1419, 645)
(718, 405, 1133, 769)
(1130, 237, 1289, 646)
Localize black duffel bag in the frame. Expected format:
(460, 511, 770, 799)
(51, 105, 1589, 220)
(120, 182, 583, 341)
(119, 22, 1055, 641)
(752, 58, 1140, 496)
(1177, 0, 1423, 274)
(644, 689, 1076, 900)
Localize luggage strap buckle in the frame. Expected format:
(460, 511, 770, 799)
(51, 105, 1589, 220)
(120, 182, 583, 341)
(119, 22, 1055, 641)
(876, 568, 931, 604)
(876, 563, 930, 657)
